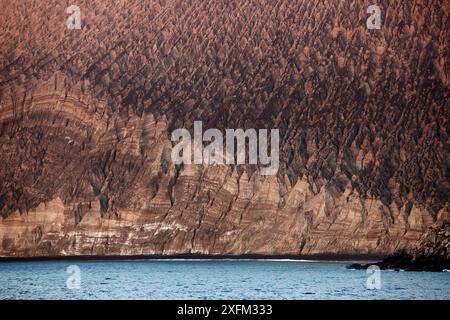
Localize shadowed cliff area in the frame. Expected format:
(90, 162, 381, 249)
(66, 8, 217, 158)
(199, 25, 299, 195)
(0, 0, 448, 257)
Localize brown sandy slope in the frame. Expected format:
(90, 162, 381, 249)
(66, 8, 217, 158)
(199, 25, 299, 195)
(0, 0, 448, 257)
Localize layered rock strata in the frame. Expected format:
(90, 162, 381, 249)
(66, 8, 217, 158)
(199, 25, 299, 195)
(0, 0, 448, 257)
(348, 222, 450, 271)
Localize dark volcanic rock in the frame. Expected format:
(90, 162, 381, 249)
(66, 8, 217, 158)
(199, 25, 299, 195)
(347, 222, 450, 272)
(0, 1, 448, 257)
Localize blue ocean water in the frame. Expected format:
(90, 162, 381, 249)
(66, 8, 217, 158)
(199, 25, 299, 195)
(0, 259, 449, 300)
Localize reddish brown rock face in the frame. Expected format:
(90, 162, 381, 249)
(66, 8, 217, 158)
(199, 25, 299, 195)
(0, 0, 448, 257)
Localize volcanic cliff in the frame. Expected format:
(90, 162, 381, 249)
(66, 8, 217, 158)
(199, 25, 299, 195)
(0, 0, 448, 257)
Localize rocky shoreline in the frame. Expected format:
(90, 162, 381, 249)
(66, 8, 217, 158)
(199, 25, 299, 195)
(348, 222, 450, 272)
(0, 253, 383, 262)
